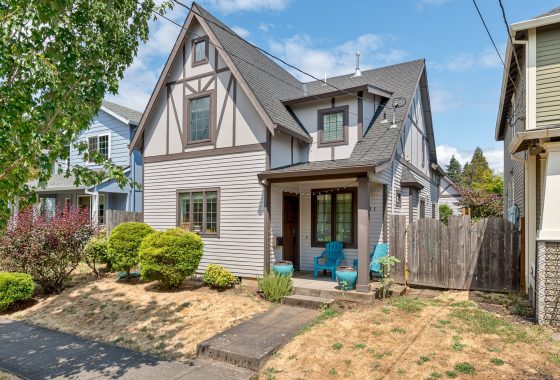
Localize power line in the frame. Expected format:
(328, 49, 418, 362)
(471, 0, 517, 93)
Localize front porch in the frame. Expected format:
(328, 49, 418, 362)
(261, 169, 390, 294)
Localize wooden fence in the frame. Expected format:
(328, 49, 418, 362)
(389, 215, 520, 292)
(106, 210, 144, 235)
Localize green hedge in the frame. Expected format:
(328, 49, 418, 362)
(203, 264, 237, 288)
(0, 272, 35, 310)
(139, 228, 204, 288)
(107, 222, 154, 276)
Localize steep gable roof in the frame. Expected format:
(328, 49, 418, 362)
(102, 100, 142, 125)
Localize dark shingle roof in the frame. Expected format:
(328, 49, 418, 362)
(400, 166, 424, 189)
(533, 6, 560, 19)
(102, 100, 142, 125)
(194, 3, 310, 141)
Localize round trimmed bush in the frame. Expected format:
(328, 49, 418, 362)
(0, 272, 35, 310)
(107, 222, 154, 276)
(83, 236, 109, 277)
(203, 264, 238, 288)
(138, 228, 204, 288)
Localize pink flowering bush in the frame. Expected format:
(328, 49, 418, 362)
(0, 206, 94, 294)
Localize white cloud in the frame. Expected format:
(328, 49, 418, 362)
(437, 144, 503, 173)
(420, 0, 450, 6)
(434, 46, 504, 72)
(231, 26, 250, 38)
(201, 0, 289, 13)
(268, 33, 407, 81)
(258, 23, 273, 32)
(429, 84, 463, 114)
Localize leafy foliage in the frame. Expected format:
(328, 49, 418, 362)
(439, 204, 453, 225)
(446, 155, 462, 184)
(83, 235, 109, 278)
(257, 271, 293, 303)
(108, 222, 154, 277)
(139, 228, 204, 288)
(0, 1, 171, 229)
(0, 206, 94, 293)
(0, 272, 35, 310)
(458, 187, 503, 220)
(203, 264, 237, 288)
(377, 255, 400, 299)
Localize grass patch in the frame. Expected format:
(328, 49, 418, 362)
(299, 308, 340, 334)
(329, 368, 337, 376)
(416, 356, 430, 365)
(449, 307, 530, 342)
(445, 370, 457, 378)
(490, 358, 505, 366)
(354, 343, 367, 349)
(449, 301, 476, 308)
(332, 342, 343, 350)
(427, 372, 443, 380)
(432, 319, 452, 329)
(454, 362, 475, 375)
(452, 335, 465, 351)
(549, 353, 560, 365)
(389, 296, 426, 313)
(263, 367, 277, 380)
(391, 327, 406, 334)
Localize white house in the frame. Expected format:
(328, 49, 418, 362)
(439, 175, 463, 215)
(130, 3, 443, 292)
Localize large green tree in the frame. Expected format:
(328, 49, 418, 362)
(446, 155, 462, 184)
(0, 1, 170, 227)
(461, 147, 493, 187)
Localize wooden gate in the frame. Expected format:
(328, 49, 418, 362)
(389, 215, 520, 292)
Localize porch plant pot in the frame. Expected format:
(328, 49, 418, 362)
(336, 266, 358, 290)
(272, 261, 293, 276)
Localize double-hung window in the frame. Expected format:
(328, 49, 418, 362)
(178, 189, 219, 236)
(186, 92, 214, 145)
(87, 135, 109, 162)
(318, 105, 349, 147)
(311, 188, 356, 248)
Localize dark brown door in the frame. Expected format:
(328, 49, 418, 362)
(282, 193, 299, 270)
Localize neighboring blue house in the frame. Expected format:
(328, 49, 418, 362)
(28, 101, 143, 224)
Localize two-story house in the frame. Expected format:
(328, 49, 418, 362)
(496, 7, 560, 325)
(131, 3, 442, 291)
(29, 100, 143, 224)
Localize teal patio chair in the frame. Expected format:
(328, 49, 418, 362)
(313, 241, 344, 281)
(353, 243, 389, 276)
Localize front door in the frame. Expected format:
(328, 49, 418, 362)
(282, 193, 300, 270)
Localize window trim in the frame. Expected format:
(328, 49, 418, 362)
(86, 133, 111, 164)
(176, 188, 220, 238)
(396, 190, 402, 208)
(311, 187, 357, 249)
(191, 36, 209, 67)
(184, 90, 216, 147)
(317, 105, 349, 147)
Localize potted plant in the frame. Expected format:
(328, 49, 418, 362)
(336, 266, 358, 290)
(272, 260, 293, 276)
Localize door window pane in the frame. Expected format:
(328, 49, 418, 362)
(335, 193, 353, 243)
(189, 96, 210, 142)
(315, 194, 332, 243)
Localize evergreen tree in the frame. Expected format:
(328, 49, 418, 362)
(461, 147, 493, 186)
(446, 155, 462, 183)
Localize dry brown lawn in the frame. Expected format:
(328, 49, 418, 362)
(11, 275, 270, 360)
(261, 291, 560, 380)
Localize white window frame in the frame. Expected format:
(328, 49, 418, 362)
(86, 133, 111, 164)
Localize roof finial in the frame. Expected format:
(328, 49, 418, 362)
(322, 72, 327, 86)
(352, 51, 361, 77)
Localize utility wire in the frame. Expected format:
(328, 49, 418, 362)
(471, 0, 518, 93)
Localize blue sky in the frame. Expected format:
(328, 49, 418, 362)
(110, 0, 560, 172)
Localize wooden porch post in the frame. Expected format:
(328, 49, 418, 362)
(356, 177, 371, 293)
(264, 182, 271, 274)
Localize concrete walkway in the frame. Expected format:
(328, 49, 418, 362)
(0, 318, 253, 380)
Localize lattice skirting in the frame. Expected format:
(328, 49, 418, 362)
(536, 241, 560, 325)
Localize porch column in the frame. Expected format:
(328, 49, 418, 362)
(356, 177, 371, 293)
(263, 182, 271, 274)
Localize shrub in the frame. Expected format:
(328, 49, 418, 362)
(138, 228, 203, 288)
(0, 206, 94, 294)
(439, 204, 453, 225)
(107, 222, 154, 277)
(83, 235, 109, 277)
(203, 264, 238, 288)
(257, 271, 293, 302)
(0, 272, 35, 310)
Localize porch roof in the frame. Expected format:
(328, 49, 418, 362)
(258, 158, 385, 181)
(28, 174, 87, 192)
(400, 167, 424, 190)
(508, 126, 560, 153)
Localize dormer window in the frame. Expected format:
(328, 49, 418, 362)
(192, 36, 209, 66)
(317, 105, 349, 147)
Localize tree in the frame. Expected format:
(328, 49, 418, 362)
(0, 1, 170, 228)
(446, 155, 462, 184)
(461, 147, 493, 187)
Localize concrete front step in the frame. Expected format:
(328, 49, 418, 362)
(282, 294, 335, 309)
(294, 286, 375, 303)
(197, 305, 318, 371)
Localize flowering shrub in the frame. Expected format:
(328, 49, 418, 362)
(0, 206, 94, 294)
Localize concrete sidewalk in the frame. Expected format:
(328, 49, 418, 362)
(0, 318, 253, 380)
